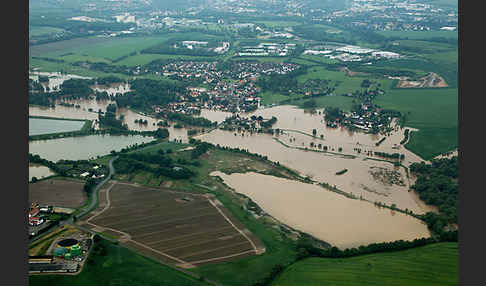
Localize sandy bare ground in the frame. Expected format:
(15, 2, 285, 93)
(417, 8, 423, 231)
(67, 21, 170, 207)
(397, 72, 448, 88)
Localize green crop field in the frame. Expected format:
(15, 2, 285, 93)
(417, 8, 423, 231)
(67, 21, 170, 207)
(29, 238, 211, 286)
(271, 242, 458, 286)
(375, 88, 458, 160)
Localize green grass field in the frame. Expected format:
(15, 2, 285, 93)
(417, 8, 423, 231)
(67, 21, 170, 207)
(29, 26, 65, 38)
(375, 88, 458, 159)
(271, 242, 458, 286)
(30, 35, 173, 59)
(296, 66, 394, 95)
(29, 238, 211, 286)
(377, 30, 458, 40)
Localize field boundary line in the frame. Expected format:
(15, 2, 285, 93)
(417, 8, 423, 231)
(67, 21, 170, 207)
(127, 239, 189, 265)
(96, 205, 214, 226)
(86, 181, 117, 223)
(157, 233, 245, 253)
(122, 212, 221, 232)
(207, 197, 259, 254)
(141, 225, 234, 244)
(179, 241, 252, 259)
(188, 249, 257, 265)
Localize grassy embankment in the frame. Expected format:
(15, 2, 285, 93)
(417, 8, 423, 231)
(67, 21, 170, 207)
(270, 242, 458, 286)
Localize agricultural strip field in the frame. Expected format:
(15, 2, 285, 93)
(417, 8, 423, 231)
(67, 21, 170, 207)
(83, 182, 264, 267)
(29, 178, 87, 208)
(270, 242, 458, 286)
(29, 237, 212, 286)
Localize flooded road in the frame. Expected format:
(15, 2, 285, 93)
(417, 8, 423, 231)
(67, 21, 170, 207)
(212, 171, 430, 249)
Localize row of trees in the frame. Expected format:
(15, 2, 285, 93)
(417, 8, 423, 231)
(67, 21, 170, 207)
(115, 78, 187, 110)
(114, 153, 194, 180)
(165, 112, 217, 128)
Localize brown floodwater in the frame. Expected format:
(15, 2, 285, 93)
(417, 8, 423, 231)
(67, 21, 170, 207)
(29, 99, 190, 142)
(29, 71, 92, 92)
(29, 134, 155, 162)
(211, 171, 430, 249)
(196, 128, 432, 214)
(29, 164, 55, 182)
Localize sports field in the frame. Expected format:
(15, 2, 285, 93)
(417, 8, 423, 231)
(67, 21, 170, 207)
(270, 242, 458, 286)
(83, 182, 264, 267)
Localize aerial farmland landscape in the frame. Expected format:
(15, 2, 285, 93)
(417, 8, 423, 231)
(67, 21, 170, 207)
(26, 0, 459, 285)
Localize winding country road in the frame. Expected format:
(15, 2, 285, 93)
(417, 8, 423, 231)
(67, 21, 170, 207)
(75, 156, 118, 220)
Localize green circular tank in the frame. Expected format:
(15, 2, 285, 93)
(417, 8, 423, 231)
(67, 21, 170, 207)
(64, 253, 72, 260)
(70, 245, 82, 256)
(53, 247, 68, 257)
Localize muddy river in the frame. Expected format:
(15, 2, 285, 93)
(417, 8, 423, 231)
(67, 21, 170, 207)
(212, 171, 430, 249)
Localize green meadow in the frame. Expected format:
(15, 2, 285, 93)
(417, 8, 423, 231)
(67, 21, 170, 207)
(271, 242, 458, 286)
(375, 87, 458, 159)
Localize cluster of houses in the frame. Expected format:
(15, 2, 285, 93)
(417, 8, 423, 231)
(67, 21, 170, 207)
(149, 61, 299, 114)
(28, 203, 51, 227)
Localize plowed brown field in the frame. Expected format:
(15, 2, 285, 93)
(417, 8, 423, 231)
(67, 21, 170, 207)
(84, 182, 265, 267)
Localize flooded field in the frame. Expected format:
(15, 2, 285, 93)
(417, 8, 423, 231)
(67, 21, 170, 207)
(198, 109, 234, 124)
(29, 100, 190, 142)
(29, 165, 55, 182)
(29, 117, 85, 136)
(197, 129, 432, 214)
(29, 71, 91, 92)
(90, 82, 131, 96)
(29, 134, 155, 162)
(212, 171, 430, 249)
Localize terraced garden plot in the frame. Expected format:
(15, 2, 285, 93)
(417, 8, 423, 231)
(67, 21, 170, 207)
(85, 182, 264, 267)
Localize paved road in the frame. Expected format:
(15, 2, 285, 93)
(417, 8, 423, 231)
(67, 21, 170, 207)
(29, 156, 118, 244)
(75, 156, 118, 220)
